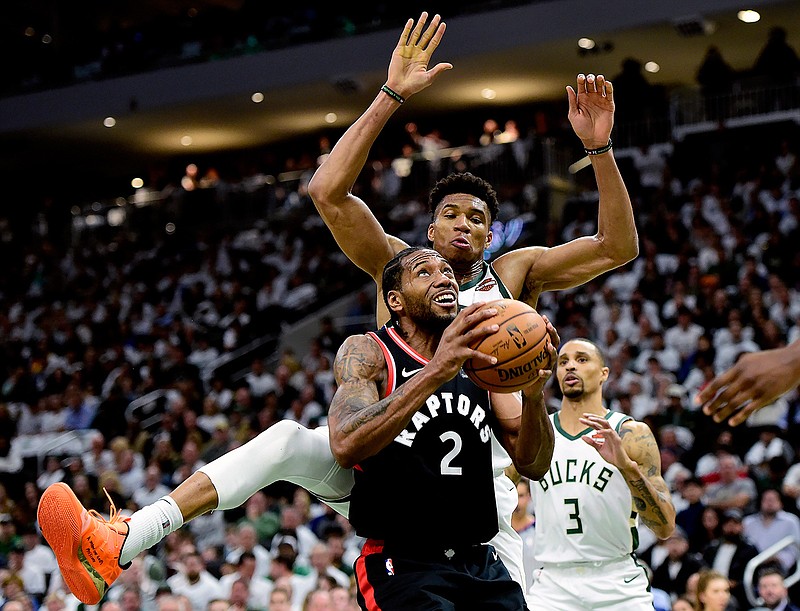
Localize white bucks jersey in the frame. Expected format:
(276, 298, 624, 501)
(532, 411, 638, 564)
(458, 261, 512, 307)
(458, 262, 515, 477)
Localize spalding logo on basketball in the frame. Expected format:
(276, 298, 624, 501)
(463, 299, 551, 393)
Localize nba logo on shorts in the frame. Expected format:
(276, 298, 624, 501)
(385, 558, 394, 576)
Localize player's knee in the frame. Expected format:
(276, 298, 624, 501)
(257, 420, 309, 465)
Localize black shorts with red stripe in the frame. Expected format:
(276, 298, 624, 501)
(354, 539, 528, 611)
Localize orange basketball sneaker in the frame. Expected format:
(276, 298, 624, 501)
(38, 482, 129, 604)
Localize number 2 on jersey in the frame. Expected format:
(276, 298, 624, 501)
(564, 498, 583, 534)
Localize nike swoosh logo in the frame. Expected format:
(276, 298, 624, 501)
(401, 367, 424, 377)
(623, 574, 640, 584)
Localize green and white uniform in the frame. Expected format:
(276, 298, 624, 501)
(457, 262, 529, 594)
(528, 410, 654, 610)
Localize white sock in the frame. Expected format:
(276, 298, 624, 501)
(119, 496, 184, 565)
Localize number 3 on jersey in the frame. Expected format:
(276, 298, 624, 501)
(564, 498, 583, 534)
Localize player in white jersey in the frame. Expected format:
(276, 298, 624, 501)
(528, 338, 676, 611)
(308, 10, 637, 597)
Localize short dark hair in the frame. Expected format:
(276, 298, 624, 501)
(559, 337, 607, 366)
(381, 246, 430, 323)
(428, 172, 499, 223)
(758, 564, 785, 583)
(238, 551, 256, 565)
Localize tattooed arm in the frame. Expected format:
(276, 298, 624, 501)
(492, 344, 557, 480)
(580, 416, 676, 539)
(328, 303, 500, 468)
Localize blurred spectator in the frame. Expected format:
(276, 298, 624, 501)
(664, 306, 705, 365)
(246, 358, 277, 399)
(63, 384, 98, 431)
(700, 508, 759, 608)
(81, 433, 114, 476)
(631, 145, 670, 201)
(165, 551, 223, 611)
(237, 491, 280, 547)
(319, 525, 354, 580)
(314, 317, 344, 355)
(695, 432, 737, 481)
(116, 448, 146, 498)
(268, 586, 292, 611)
(304, 588, 333, 611)
(651, 527, 705, 600)
(172, 440, 206, 486)
(676, 477, 708, 552)
(512, 478, 536, 590)
(611, 57, 655, 126)
(6, 541, 47, 601)
(704, 453, 758, 514)
(696, 46, 735, 122)
(219, 552, 270, 610)
(206, 377, 234, 413)
(752, 27, 800, 110)
(755, 566, 800, 611)
(742, 489, 800, 574)
(745, 426, 795, 476)
(226, 523, 271, 580)
(201, 420, 233, 464)
(271, 505, 319, 569)
(36, 455, 66, 491)
(292, 542, 349, 606)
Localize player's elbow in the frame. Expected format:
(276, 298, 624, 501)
(307, 173, 327, 207)
(307, 172, 339, 211)
(516, 463, 548, 481)
(609, 236, 639, 266)
(513, 448, 554, 480)
(653, 514, 677, 540)
(654, 522, 676, 541)
(329, 436, 359, 470)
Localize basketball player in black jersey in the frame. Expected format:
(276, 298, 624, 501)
(329, 246, 554, 610)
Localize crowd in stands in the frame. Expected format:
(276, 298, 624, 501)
(1, 40, 800, 611)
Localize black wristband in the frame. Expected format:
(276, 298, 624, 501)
(380, 84, 405, 104)
(584, 138, 613, 156)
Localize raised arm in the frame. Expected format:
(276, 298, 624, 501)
(493, 320, 558, 479)
(493, 74, 638, 307)
(328, 302, 498, 468)
(580, 416, 676, 539)
(307, 12, 453, 280)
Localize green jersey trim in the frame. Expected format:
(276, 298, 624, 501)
(553, 410, 613, 440)
(459, 261, 512, 298)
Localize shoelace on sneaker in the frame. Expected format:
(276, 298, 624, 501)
(87, 487, 127, 528)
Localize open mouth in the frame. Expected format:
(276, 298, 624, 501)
(451, 237, 470, 249)
(563, 374, 580, 385)
(432, 290, 457, 306)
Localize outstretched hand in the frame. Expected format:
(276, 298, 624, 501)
(695, 346, 800, 426)
(566, 73, 615, 149)
(579, 414, 631, 470)
(386, 12, 453, 100)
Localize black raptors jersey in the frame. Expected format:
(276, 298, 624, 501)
(348, 323, 499, 548)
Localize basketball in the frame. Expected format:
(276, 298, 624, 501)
(464, 299, 551, 393)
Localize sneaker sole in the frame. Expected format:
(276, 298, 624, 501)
(38, 483, 106, 605)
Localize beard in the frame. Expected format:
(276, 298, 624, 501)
(404, 296, 455, 333)
(561, 380, 585, 398)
